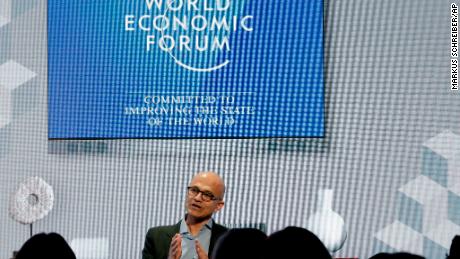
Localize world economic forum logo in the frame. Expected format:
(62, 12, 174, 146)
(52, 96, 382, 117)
(125, 0, 253, 72)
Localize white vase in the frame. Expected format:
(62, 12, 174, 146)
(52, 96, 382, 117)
(306, 189, 347, 253)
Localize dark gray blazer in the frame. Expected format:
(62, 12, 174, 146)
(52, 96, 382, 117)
(142, 220, 228, 259)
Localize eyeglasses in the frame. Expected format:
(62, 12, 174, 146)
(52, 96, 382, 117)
(187, 186, 220, 202)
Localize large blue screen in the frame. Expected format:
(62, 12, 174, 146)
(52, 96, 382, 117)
(48, 0, 324, 139)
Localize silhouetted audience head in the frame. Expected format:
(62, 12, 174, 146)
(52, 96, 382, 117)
(369, 252, 425, 259)
(211, 228, 267, 259)
(264, 226, 332, 259)
(15, 232, 76, 259)
(447, 235, 460, 259)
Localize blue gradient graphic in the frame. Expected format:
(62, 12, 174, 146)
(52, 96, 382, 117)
(48, 0, 324, 138)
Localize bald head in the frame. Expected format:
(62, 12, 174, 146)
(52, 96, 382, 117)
(186, 171, 226, 221)
(190, 172, 225, 200)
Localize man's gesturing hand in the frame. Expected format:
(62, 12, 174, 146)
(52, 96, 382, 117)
(168, 234, 182, 259)
(195, 240, 209, 259)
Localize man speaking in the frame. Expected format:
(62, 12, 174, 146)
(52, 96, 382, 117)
(142, 172, 227, 259)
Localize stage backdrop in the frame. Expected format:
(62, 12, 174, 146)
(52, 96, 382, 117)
(0, 0, 459, 259)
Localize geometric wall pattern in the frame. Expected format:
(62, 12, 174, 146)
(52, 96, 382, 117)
(0, 0, 36, 129)
(0, 60, 36, 128)
(374, 131, 460, 259)
(0, 0, 36, 159)
(0, 0, 11, 28)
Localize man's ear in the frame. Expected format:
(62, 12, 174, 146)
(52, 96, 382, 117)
(214, 201, 224, 212)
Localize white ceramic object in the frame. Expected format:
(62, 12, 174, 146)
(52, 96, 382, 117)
(306, 189, 347, 253)
(9, 177, 54, 224)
